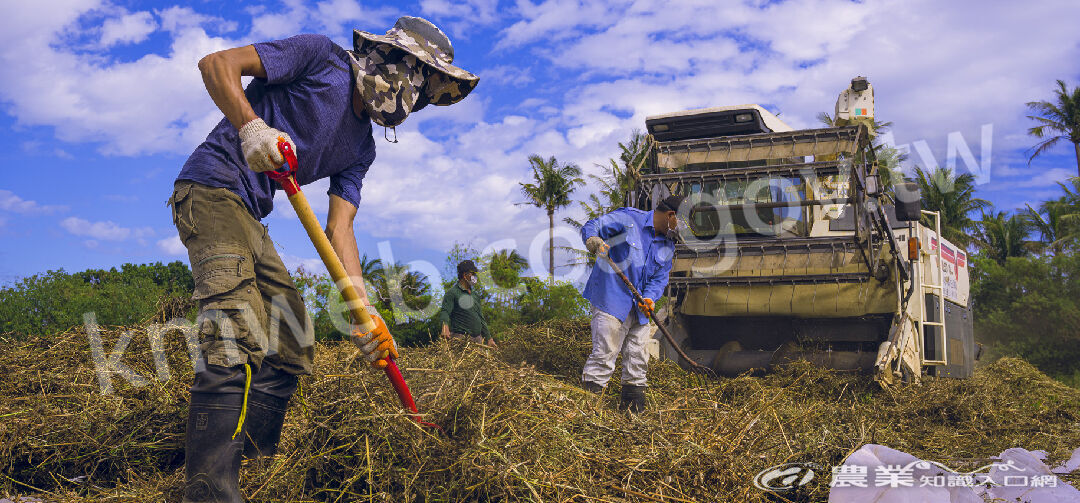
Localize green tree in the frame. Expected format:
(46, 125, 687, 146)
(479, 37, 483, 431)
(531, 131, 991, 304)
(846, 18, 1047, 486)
(1026, 79, 1080, 176)
(291, 266, 342, 341)
(563, 130, 649, 228)
(358, 254, 384, 284)
(515, 278, 591, 324)
(443, 241, 481, 282)
(0, 262, 194, 337)
(1060, 177, 1080, 207)
(560, 160, 623, 268)
(972, 253, 1080, 385)
(563, 160, 627, 230)
(377, 262, 437, 345)
(912, 166, 991, 249)
(488, 249, 529, 289)
(615, 129, 650, 191)
(373, 262, 434, 322)
(1023, 198, 1078, 255)
(293, 264, 438, 346)
(563, 131, 653, 267)
(519, 154, 584, 282)
(818, 111, 906, 196)
(973, 211, 1034, 264)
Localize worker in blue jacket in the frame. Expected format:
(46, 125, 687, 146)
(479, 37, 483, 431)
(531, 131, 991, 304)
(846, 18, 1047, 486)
(579, 195, 684, 412)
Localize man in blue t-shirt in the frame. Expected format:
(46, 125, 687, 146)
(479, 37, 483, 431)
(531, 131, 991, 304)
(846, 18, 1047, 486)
(171, 16, 477, 502)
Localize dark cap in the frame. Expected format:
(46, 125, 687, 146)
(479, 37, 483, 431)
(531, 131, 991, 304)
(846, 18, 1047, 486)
(656, 195, 685, 213)
(457, 259, 479, 278)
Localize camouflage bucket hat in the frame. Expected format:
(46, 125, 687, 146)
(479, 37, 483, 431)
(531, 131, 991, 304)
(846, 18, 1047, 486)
(353, 16, 479, 109)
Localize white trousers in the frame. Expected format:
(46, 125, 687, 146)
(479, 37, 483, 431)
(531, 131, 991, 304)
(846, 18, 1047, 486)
(582, 306, 652, 387)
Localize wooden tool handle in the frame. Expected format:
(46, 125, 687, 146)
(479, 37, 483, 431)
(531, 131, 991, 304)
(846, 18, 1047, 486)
(286, 191, 375, 332)
(601, 254, 715, 376)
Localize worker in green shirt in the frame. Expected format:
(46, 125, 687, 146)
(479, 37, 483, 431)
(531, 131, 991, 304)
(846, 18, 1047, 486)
(439, 260, 495, 346)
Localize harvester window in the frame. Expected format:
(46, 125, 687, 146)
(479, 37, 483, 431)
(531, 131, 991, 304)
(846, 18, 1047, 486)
(687, 176, 809, 239)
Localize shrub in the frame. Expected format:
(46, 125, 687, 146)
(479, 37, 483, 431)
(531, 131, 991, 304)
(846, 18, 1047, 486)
(0, 262, 194, 337)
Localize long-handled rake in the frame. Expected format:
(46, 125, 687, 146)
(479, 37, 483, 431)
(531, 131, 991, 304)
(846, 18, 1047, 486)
(268, 139, 441, 431)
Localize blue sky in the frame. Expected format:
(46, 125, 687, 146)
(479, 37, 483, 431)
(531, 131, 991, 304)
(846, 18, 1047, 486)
(1, 0, 1079, 286)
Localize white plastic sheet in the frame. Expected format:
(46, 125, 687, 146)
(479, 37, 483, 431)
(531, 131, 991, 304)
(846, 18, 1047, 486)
(828, 444, 1079, 503)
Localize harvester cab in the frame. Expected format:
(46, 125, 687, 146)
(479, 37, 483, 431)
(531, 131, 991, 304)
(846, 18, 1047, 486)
(638, 77, 976, 386)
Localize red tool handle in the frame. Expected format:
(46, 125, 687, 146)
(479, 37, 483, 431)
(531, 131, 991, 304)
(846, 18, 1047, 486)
(385, 359, 443, 431)
(267, 138, 301, 196)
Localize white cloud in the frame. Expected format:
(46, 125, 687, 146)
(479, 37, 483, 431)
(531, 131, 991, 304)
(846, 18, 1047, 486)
(478, 65, 534, 87)
(157, 234, 186, 255)
(419, 0, 501, 36)
(246, 0, 396, 46)
(280, 253, 328, 274)
(271, 177, 333, 220)
(314, 0, 397, 39)
(246, 0, 308, 41)
(379, 0, 1072, 271)
(157, 6, 238, 34)
(494, 0, 1080, 195)
(497, 0, 624, 50)
(0, 2, 240, 156)
(1014, 167, 1076, 189)
(60, 217, 153, 243)
(0, 2, 404, 158)
(0, 189, 66, 214)
(99, 10, 157, 48)
(4, 0, 1078, 274)
(61, 217, 131, 241)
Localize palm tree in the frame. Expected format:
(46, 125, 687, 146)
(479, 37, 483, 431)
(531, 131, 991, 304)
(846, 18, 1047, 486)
(358, 254, 383, 283)
(355, 253, 384, 308)
(519, 154, 584, 282)
(561, 159, 632, 268)
(561, 131, 653, 267)
(1059, 177, 1080, 209)
(370, 261, 431, 319)
(912, 166, 991, 249)
(1022, 198, 1077, 255)
(817, 112, 894, 134)
(488, 249, 529, 289)
(974, 211, 1034, 264)
(564, 159, 627, 228)
(617, 129, 651, 180)
(1026, 79, 1080, 176)
(817, 112, 905, 196)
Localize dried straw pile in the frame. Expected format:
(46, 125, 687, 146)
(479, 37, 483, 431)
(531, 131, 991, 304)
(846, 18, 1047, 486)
(1, 319, 1079, 502)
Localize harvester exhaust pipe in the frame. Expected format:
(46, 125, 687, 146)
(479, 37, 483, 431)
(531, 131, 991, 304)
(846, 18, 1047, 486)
(711, 342, 877, 377)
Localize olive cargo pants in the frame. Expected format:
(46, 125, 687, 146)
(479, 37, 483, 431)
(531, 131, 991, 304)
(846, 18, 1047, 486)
(169, 181, 314, 375)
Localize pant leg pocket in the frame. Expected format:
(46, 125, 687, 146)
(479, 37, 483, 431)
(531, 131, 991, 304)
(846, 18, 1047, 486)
(192, 248, 268, 368)
(170, 184, 197, 244)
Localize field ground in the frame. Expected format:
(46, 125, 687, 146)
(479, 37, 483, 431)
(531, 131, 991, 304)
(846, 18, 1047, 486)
(1, 319, 1078, 502)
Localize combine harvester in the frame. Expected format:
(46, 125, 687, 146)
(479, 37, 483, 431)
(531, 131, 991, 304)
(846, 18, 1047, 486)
(637, 77, 976, 385)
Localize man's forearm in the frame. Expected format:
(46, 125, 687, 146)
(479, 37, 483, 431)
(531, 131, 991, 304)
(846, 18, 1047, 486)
(326, 227, 370, 305)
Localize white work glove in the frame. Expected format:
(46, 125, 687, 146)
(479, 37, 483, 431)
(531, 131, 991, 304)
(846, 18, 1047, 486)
(586, 236, 610, 254)
(350, 305, 399, 369)
(238, 118, 296, 173)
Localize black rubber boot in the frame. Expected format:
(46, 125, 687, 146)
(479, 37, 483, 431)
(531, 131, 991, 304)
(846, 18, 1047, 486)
(619, 384, 646, 413)
(582, 380, 604, 394)
(183, 365, 247, 503)
(242, 364, 297, 459)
